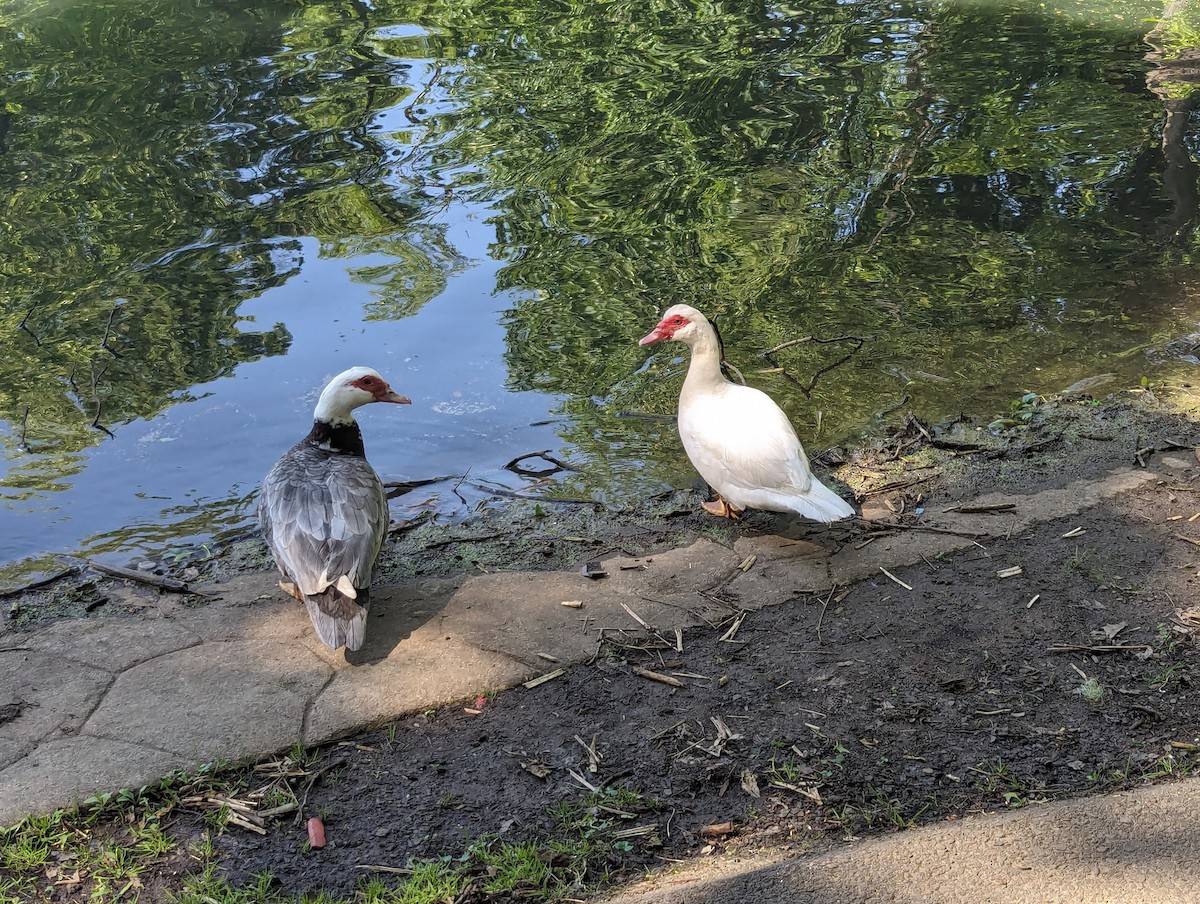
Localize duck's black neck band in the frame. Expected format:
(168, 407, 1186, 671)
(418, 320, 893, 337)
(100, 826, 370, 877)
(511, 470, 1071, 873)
(307, 420, 365, 457)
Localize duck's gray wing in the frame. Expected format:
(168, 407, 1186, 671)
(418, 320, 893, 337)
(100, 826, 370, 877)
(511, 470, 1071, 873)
(259, 446, 388, 650)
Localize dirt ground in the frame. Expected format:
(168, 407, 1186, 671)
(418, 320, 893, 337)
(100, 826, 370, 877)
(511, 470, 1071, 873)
(5, 390, 1200, 901)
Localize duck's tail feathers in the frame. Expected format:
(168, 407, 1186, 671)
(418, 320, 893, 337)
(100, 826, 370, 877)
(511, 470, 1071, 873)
(304, 586, 371, 651)
(794, 479, 856, 523)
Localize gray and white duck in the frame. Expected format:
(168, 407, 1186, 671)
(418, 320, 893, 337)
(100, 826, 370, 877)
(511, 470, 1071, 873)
(258, 366, 409, 651)
(640, 304, 855, 523)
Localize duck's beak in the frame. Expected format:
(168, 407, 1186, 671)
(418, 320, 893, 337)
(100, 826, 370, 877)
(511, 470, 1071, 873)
(639, 324, 669, 346)
(379, 389, 411, 405)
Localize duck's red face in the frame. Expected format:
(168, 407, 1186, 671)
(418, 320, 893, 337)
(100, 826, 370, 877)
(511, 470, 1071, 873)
(639, 312, 690, 346)
(351, 373, 411, 405)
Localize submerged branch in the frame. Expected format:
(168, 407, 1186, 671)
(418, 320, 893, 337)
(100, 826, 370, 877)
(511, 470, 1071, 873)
(761, 334, 872, 397)
(503, 450, 579, 477)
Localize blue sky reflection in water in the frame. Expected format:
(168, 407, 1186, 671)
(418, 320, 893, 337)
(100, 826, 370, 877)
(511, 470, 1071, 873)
(1, 0, 1199, 580)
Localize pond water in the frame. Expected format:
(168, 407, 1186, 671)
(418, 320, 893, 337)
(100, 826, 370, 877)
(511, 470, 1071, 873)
(2, 0, 1199, 583)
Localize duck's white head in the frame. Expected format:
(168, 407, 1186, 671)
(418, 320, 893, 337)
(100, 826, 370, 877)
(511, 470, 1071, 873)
(639, 304, 710, 347)
(313, 366, 411, 425)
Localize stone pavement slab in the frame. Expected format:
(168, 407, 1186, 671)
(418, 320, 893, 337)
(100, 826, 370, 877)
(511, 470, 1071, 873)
(599, 775, 1200, 904)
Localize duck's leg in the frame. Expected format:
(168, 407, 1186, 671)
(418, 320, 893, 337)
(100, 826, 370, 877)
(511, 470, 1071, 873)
(279, 580, 304, 602)
(702, 497, 741, 519)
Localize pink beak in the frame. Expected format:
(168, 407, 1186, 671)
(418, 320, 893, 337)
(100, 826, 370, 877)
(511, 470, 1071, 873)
(639, 324, 669, 346)
(379, 389, 412, 405)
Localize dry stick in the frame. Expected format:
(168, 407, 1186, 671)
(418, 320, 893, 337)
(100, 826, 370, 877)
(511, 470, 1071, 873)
(632, 666, 684, 688)
(84, 560, 196, 594)
(0, 566, 77, 598)
(721, 359, 746, 386)
(944, 502, 1017, 514)
(815, 585, 839, 642)
(567, 768, 600, 793)
(879, 566, 913, 591)
(1047, 644, 1153, 654)
(292, 758, 348, 827)
(858, 475, 936, 498)
(856, 517, 989, 540)
(574, 734, 601, 773)
(403, 62, 442, 124)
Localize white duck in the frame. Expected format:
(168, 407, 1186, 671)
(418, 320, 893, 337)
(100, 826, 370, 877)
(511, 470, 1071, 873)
(640, 304, 855, 523)
(258, 366, 410, 651)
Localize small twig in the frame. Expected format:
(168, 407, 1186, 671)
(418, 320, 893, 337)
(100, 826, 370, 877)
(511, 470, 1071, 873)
(452, 467, 472, 507)
(523, 668, 565, 689)
(84, 560, 196, 594)
(762, 334, 870, 355)
(574, 734, 602, 773)
(944, 503, 1016, 514)
(879, 566, 912, 591)
(1048, 644, 1154, 654)
(88, 357, 115, 438)
(403, 62, 443, 124)
(0, 567, 78, 599)
(632, 666, 684, 688)
(614, 412, 681, 422)
(292, 757, 348, 826)
(858, 475, 936, 498)
(815, 585, 838, 642)
(856, 518, 989, 540)
(718, 611, 746, 643)
(567, 768, 601, 793)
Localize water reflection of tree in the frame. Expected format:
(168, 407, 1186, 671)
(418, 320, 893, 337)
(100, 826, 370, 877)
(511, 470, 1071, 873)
(0, 0, 454, 495)
(414, 0, 1181, 452)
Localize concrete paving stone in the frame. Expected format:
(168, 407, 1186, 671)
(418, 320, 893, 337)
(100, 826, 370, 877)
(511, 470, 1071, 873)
(180, 574, 315, 643)
(0, 736, 187, 825)
(0, 648, 111, 745)
(83, 641, 332, 762)
(626, 539, 742, 598)
(0, 736, 31, 772)
(730, 536, 833, 605)
(332, 577, 465, 666)
(24, 616, 201, 673)
(601, 775, 1200, 904)
(437, 570, 642, 666)
(304, 631, 534, 745)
